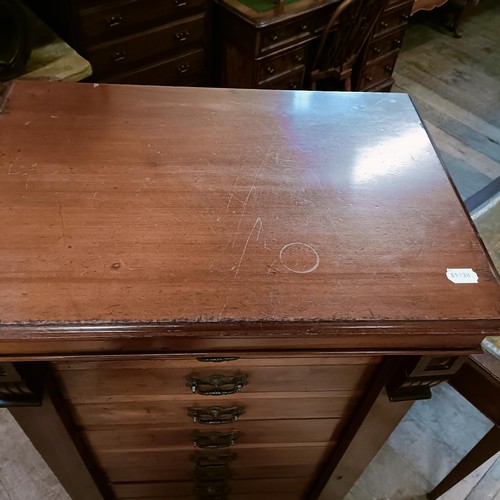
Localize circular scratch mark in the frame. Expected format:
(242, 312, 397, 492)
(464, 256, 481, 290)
(279, 242, 320, 274)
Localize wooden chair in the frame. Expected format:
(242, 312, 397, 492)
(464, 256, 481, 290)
(309, 0, 389, 91)
(427, 351, 500, 499)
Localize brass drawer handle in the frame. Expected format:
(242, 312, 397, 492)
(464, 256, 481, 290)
(268, 33, 278, 42)
(365, 74, 373, 81)
(177, 63, 190, 74)
(393, 38, 402, 47)
(195, 480, 230, 497)
(266, 66, 275, 75)
(112, 50, 126, 63)
(288, 81, 298, 89)
(384, 64, 394, 73)
(186, 374, 248, 395)
(195, 464, 231, 482)
(294, 54, 303, 63)
(175, 31, 191, 42)
(300, 23, 308, 31)
(192, 452, 236, 468)
(380, 20, 389, 28)
(193, 431, 239, 448)
(174, 0, 188, 6)
(106, 15, 122, 28)
(402, 13, 409, 21)
(196, 357, 239, 363)
(188, 406, 245, 425)
(373, 46, 381, 54)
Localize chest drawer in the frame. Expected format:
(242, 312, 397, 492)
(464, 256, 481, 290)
(53, 356, 381, 400)
(67, 391, 360, 426)
(94, 443, 333, 482)
(78, 0, 207, 45)
(372, 0, 413, 39)
(357, 50, 400, 90)
(84, 417, 340, 451)
(110, 477, 310, 499)
(257, 46, 306, 85)
(364, 28, 406, 63)
(258, 15, 314, 56)
(103, 48, 205, 85)
(258, 67, 305, 90)
(87, 14, 206, 77)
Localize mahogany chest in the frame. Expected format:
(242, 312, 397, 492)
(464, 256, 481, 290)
(1, 81, 499, 500)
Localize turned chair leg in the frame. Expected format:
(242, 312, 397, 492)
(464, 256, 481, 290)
(427, 425, 500, 500)
(454, 0, 480, 37)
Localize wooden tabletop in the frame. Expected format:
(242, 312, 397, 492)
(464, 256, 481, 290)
(0, 81, 499, 344)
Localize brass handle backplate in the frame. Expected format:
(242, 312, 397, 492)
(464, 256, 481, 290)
(186, 374, 248, 395)
(193, 431, 239, 448)
(188, 406, 244, 425)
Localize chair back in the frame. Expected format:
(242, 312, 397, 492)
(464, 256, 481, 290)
(310, 0, 388, 90)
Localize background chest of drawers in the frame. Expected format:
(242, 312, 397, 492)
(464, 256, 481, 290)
(27, 0, 211, 85)
(50, 355, 381, 499)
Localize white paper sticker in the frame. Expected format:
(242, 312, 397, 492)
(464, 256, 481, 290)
(446, 268, 479, 284)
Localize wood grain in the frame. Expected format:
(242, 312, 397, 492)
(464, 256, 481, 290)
(1, 81, 499, 351)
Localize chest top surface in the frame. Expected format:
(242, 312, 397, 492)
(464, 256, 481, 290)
(0, 81, 499, 335)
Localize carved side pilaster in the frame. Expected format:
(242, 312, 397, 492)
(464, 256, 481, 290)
(386, 355, 465, 402)
(0, 362, 44, 407)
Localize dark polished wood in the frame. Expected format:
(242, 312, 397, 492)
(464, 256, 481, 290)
(215, 0, 412, 90)
(25, 0, 211, 85)
(1, 81, 499, 499)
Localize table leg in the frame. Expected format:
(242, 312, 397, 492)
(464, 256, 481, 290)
(428, 425, 500, 499)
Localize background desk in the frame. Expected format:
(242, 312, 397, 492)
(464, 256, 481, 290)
(215, 0, 413, 90)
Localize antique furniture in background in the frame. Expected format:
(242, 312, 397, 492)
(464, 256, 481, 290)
(1, 81, 499, 500)
(25, 0, 211, 85)
(216, 0, 413, 90)
(309, 0, 389, 90)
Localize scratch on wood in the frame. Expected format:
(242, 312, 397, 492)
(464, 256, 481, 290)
(218, 299, 228, 318)
(58, 203, 67, 244)
(234, 216, 263, 277)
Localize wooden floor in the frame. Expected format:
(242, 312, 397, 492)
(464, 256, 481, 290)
(1, 2, 499, 499)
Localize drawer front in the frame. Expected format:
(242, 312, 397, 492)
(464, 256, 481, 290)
(53, 355, 380, 495)
(94, 443, 333, 481)
(258, 15, 314, 56)
(357, 51, 399, 91)
(70, 392, 359, 426)
(78, 0, 207, 45)
(87, 14, 206, 77)
(258, 67, 305, 90)
(53, 356, 380, 400)
(257, 46, 306, 85)
(103, 48, 205, 85)
(364, 28, 406, 63)
(103, 461, 321, 483)
(111, 477, 310, 499)
(84, 418, 340, 450)
(372, 1, 413, 39)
